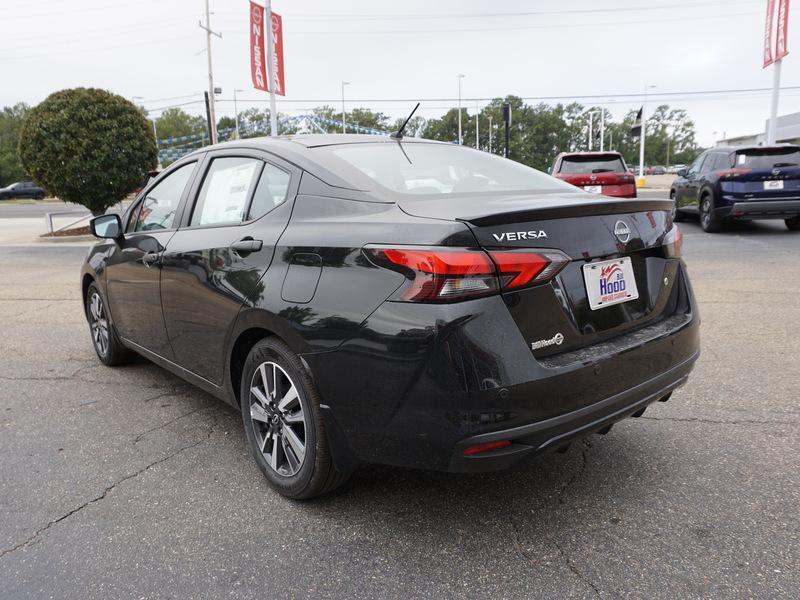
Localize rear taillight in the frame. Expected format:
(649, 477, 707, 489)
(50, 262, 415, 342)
(663, 225, 683, 258)
(715, 168, 752, 180)
(488, 249, 570, 291)
(364, 246, 570, 303)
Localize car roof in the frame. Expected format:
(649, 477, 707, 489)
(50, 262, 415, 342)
(177, 134, 455, 195)
(557, 151, 623, 157)
(710, 144, 800, 153)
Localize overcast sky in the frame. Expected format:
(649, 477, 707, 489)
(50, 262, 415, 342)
(2, 0, 797, 146)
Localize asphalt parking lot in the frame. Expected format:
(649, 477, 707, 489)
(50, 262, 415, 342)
(1, 205, 798, 598)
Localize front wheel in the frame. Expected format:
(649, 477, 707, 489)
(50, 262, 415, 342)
(85, 284, 133, 366)
(700, 195, 723, 233)
(241, 337, 350, 499)
(785, 216, 800, 231)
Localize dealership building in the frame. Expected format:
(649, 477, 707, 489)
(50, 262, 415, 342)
(717, 111, 800, 146)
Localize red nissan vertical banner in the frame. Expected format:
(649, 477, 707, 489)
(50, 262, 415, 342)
(250, 2, 267, 91)
(270, 12, 286, 96)
(775, 0, 790, 61)
(764, 0, 776, 67)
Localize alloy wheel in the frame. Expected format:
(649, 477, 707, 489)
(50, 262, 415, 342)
(88, 292, 110, 356)
(248, 361, 307, 477)
(701, 198, 711, 229)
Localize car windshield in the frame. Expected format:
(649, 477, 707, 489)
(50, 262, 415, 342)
(736, 148, 800, 169)
(558, 156, 626, 174)
(327, 142, 574, 195)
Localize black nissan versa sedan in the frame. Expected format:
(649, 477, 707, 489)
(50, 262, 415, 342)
(82, 134, 699, 499)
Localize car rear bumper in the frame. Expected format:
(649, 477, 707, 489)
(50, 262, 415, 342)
(719, 198, 800, 219)
(448, 349, 697, 472)
(304, 264, 700, 473)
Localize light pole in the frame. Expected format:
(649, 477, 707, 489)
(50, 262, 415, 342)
(488, 115, 493, 153)
(341, 81, 350, 133)
(638, 84, 656, 180)
(233, 89, 244, 139)
(599, 108, 605, 151)
(475, 103, 480, 150)
(457, 74, 465, 145)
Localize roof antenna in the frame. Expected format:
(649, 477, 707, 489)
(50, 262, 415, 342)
(390, 103, 420, 140)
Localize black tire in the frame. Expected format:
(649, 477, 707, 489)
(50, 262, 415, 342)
(699, 193, 723, 233)
(670, 190, 685, 222)
(785, 216, 800, 231)
(240, 337, 350, 499)
(85, 283, 133, 366)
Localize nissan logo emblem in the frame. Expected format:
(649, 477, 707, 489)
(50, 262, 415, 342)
(614, 220, 631, 243)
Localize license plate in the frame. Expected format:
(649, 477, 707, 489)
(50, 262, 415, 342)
(584, 185, 602, 194)
(764, 180, 784, 190)
(583, 257, 639, 310)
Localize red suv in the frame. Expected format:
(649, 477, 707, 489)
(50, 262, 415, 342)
(551, 151, 637, 198)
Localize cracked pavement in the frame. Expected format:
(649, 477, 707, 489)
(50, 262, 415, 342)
(0, 213, 798, 599)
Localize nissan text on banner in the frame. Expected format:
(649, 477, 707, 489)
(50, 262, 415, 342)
(250, 1, 285, 96)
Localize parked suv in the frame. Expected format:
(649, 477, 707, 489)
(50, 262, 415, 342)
(551, 151, 637, 198)
(0, 181, 45, 200)
(671, 145, 800, 232)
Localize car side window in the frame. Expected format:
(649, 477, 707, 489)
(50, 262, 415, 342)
(687, 155, 705, 177)
(699, 155, 717, 175)
(128, 163, 195, 233)
(190, 157, 262, 226)
(248, 162, 291, 220)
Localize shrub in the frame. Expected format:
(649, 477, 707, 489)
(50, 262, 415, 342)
(19, 88, 157, 215)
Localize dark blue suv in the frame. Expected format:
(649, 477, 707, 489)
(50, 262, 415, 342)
(670, 145, 800, 232)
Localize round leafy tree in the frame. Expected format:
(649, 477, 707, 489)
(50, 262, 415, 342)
(19, 88, 157, 215)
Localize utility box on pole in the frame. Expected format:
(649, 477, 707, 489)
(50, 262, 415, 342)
(502, 103, 512, 159)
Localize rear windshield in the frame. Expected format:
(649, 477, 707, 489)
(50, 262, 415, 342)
(326, 143, 574, 195)
(736, 148, 800, 169)
(558, 155, 626, 174)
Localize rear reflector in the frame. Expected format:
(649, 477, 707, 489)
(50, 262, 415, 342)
(364, 245, 571, 302)
(462, 440, 512, 456)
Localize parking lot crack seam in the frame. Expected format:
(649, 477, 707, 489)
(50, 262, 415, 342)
(544, 533, 602, 598)
(132, 404, 212, 444)
(0, 434, 212, 561)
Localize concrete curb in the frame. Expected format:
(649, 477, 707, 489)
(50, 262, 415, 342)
(36, 234, 95, 243)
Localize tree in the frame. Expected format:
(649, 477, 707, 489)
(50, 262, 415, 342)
(0, 103, 30, 186)
(19, 88, 157, 214)
(155, 107, 206, 141)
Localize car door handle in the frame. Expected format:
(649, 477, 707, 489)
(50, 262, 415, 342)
(230, 238, 263, 255)
(142, 251, 161, 267)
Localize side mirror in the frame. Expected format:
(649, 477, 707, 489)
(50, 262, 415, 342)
(677, 168, 687, 177)
(90, 214, 122, 239)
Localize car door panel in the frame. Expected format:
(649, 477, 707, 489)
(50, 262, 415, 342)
(160, 151, 298, 385)
(103, 160, 200, 359)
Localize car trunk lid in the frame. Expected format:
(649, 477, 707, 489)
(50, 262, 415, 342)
(399, 194, 679, 358)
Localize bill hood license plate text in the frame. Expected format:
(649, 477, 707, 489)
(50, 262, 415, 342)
(582, 257, 639, 310)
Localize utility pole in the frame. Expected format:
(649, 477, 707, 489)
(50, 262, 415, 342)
(265, 0, 278, 136)
(457, 74, 465, 144)
(341, 81, 350, 133)
(588, 111, 595, 151)
(199, 0, 221, 144)
(233, 89, 244, 139)
(488, 115, 493, 153)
